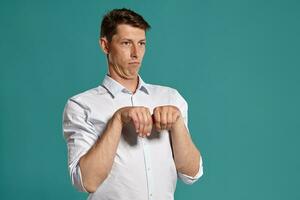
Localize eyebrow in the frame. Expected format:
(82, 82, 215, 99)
(121, 38, 146, 42)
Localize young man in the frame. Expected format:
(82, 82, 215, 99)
(63, 8, 203, 200)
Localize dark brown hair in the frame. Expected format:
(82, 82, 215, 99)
(100, 8, 151, 42)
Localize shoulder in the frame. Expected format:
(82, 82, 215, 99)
(147, 83, 186, 99)
(64, 85, 109, 113)
(69, 86, 105, 102)
(146, 83, 178, 96)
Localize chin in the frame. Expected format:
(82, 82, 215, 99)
(125, 74, 138, 80)
(125, 70, 139, 79)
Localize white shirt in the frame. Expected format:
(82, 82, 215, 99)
(62, 75, 203, 200)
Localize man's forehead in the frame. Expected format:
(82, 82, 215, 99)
(114, 24, 146, 39)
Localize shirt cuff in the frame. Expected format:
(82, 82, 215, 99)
(71, 162, 88, 192)
(178, 156, 203, 185)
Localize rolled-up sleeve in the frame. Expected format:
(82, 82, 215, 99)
(178, 156, 203, 184)
(62, 99, 99, 192)
(173, 89, 204, 184)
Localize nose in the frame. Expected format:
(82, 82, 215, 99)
(130, 44, 138, 59)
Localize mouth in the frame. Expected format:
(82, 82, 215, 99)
(128, 62, 140, 65)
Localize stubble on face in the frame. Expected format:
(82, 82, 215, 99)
(111, 60, 138, 80)
(107, 24, 146, 81)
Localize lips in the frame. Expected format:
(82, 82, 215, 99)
(129, 62, 140, 64)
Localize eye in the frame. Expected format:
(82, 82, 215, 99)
(122, 41, 131, 46)
(139, 41, 146, 46)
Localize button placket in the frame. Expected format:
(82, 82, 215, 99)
(142, 139, 153, 199)
(133, 92, 154, 200)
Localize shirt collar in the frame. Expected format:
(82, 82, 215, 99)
(101, 74, 149, 98)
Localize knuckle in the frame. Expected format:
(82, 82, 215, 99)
(129, 109, 135, 115)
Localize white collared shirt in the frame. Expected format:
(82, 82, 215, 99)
(62, 75, 203, 200)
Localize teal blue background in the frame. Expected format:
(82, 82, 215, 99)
(1, 0, 300, 199)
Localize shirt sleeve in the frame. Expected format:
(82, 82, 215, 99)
(172, 89, 204, 185)
(62, 99, 101, 192)
(178, 156, 204, 185)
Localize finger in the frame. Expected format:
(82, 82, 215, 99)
(137, 110, 145, 137)
(141, 110, 149, 136)
(120, 107, 133, 124)
(172, 111, 179, 124)
(129, 110, 140, 133)
(145, 109, 153, 136)
(160, 107, 167, 130)
(167, 109, 173, 130)
(153, 108, 161, 131)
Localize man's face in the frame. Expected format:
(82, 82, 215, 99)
(102, 24, 146, 80)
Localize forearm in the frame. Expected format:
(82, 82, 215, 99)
(79, 115, 122, 192)
(170, 118, 201, 177)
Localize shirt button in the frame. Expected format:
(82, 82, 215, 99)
(147, 167, 151, 171)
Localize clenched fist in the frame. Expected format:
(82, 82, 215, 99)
(114, 105, 182, 137)
(153, 105, 182, 131)
(114, 106, 153, 137)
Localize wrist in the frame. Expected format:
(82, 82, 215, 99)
(111, 112, 123, 131)
(171, 116, 185, 132)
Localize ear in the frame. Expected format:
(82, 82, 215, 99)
(99, 37, 110, 54)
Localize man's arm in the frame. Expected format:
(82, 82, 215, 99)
(153, 106, 201, 177)
(79, 106, 153, 193)
(170, 117, 201, 176)
(79, 114, 122, 193)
